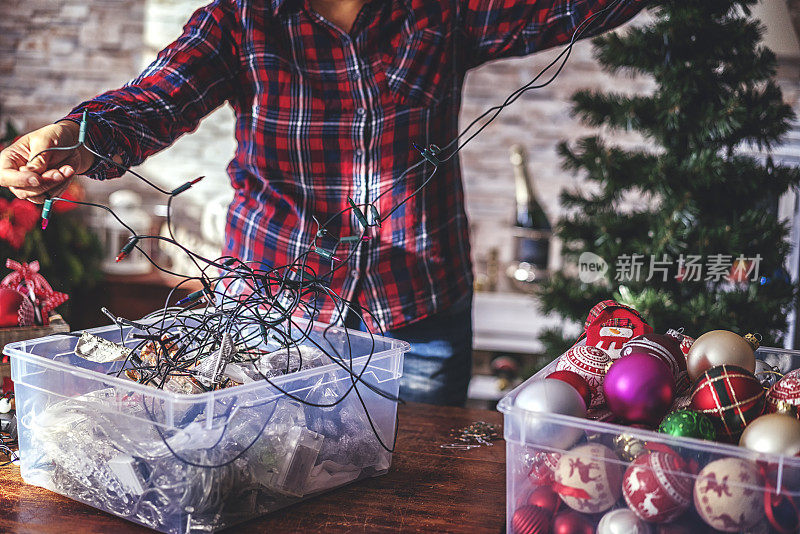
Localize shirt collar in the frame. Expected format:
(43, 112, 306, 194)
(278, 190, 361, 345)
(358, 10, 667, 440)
(271, 0, 405, 18)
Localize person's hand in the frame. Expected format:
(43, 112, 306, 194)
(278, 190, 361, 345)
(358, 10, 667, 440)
(0, 121, 95, 204)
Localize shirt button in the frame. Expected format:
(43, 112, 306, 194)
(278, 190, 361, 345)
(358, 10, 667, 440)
(356, 108, 366, 116)
(350, 71, 361, 81)
(350, 269, 359, 278)
(355, 148, 363, 157)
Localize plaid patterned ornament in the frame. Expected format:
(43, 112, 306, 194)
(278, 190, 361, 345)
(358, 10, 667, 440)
(690, 364, 765, 441)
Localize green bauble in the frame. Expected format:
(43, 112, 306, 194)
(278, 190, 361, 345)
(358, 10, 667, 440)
(658, 409, 716, 441)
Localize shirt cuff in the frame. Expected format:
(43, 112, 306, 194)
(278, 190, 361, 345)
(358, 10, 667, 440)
(58, 111, 130, 180)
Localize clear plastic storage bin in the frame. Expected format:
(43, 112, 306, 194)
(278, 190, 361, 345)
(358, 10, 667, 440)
(6, 319, 408, 534)
(498, 346, 800, 533)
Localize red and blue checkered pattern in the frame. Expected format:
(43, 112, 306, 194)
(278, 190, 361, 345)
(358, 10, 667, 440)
(63, 0, 645, 330)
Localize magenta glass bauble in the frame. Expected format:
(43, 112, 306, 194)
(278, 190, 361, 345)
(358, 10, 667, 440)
(603, 353, 675, 425)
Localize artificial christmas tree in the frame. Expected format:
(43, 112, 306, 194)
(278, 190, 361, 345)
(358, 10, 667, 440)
(539, 0, 800, 357)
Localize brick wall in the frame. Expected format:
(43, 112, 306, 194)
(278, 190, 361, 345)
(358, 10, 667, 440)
(1, 2, 798, 277)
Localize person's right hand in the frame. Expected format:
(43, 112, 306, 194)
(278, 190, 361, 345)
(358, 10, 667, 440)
(0, 121, 95, 204)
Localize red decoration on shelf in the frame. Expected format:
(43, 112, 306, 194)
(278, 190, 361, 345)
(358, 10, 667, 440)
(1, 259, 68, 324)
(0, 287, 34, 327)
(0, 198, 39, 249)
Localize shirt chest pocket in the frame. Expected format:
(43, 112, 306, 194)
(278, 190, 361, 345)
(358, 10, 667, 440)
(379, 28, 453, 109)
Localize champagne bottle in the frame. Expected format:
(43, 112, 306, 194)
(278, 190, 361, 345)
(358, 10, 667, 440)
(510, 145, 551, 276)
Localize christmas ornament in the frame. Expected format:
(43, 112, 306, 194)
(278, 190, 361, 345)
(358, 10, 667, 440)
(604, 353, 674, 425)
(686, 330, 757, 382)
(514, 379, 586, 449)
(754, 359, 782, 389)
(524, 485, 561, 517)
(658, 410, 716, 441)
(765, 491, 800, 534)
(765, 373, 800, 419)
(622, 450, 693, 523)
(1, 260, 68, 325)
(554, 443, 622, 514)
(552, 510, 594, 534)
(555, 345, 610, 407)
(621, 333, 689, 393)
(527, 450, 561, 485)
(597, 508, 650, 534)
(511, 505, 551, 534)
(612, 433, 646, 462)
(690, 364, 765, 441)
(0, 287, 34, 327)
(665, 328, 695, 359)
(669, 395, 691, 413)
(583, 300, 653, 360)
(739, 413, 800, 456)
(693, 457, 764, 532)
(546, 370, 592, 408)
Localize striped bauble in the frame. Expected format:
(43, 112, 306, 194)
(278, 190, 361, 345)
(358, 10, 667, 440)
(621, 333, 689, 394)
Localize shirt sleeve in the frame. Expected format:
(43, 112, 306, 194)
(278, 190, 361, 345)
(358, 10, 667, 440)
(60, 0, 241, 180)
(460, 0, 647, 68)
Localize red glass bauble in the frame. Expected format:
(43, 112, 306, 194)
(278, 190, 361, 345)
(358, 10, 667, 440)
(511, 505, 551, 534)
(552, 510, 594, 534)
(621, 333, 689, 393)
(555, 345, 610, 408)
(525, 485, 561, 517)
(690, 364, 765, 441)
(547, 370, 592, 408)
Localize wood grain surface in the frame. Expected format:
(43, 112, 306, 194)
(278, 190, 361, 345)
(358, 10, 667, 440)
(0, 403, 506, 534)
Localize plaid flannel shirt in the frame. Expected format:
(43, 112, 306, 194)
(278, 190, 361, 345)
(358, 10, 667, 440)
(64, 0, 645, 331)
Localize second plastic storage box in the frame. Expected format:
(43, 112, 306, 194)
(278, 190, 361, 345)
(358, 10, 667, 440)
(499, 346, 800, 533)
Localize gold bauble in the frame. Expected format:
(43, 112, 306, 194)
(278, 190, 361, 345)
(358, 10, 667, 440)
(686, 330, 756, 382)
(739, 413, 800, 456)
(612, 433, 646, 462)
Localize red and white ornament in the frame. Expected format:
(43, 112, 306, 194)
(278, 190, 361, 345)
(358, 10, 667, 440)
(1, 259, 68, 325)
(622, 450, 693, 523)
(554, 443, 623, 514)
(583, 300, 653, 360)
(555, 345, 610, 408)
(527, 450, 561, 486)
(0, 287, 35, 327)
(621, 333, 689, 393)
(765, 373, 800, 419)
(693, 457, 764, 532)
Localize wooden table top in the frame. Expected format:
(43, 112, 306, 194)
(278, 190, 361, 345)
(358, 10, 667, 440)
(0, 403, 506, 534)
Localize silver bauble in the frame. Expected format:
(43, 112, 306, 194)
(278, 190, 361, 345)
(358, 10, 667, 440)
(739, 412, 800, 456)
(514, 379, 586, 449)
(686, 330, 756, 382)
(597, 508, 651, 534)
